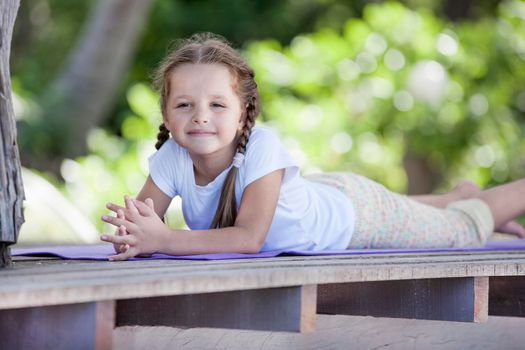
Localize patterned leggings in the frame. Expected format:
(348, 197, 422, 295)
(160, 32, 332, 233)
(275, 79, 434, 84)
(305, 172, 494, 249)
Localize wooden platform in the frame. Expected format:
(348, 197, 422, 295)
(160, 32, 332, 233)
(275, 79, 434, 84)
(114, 315, 525, 350)
(1, 249, 525, 349)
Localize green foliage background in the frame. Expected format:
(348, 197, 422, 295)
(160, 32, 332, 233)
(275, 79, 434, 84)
(11, 0, 525, 239)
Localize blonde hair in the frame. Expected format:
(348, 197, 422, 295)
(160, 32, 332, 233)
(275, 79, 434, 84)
(153, 33, 260, 229)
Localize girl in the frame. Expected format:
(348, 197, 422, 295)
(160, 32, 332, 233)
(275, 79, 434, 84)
(100, 33, 525, 261)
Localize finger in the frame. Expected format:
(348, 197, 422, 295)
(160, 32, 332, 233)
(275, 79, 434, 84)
(133, 199, 155, 216)
(102, 215, 139, 232)
(106, 202, 125, 214)
(119, 244, 130, 253)
(112, 211, 126, 236)
(123, 196, 141, 222)
(108, 247, 136, 261)
(100, 233, 135, 245)
(118, 224, 126, 236)
(108, 251, 132, 261)
(112, 242, 126, 255)
(145, 198, 155, 211)
(101, 215, 126, 228)
(117, 209, 137, 225)
(124, 195, 139, 214)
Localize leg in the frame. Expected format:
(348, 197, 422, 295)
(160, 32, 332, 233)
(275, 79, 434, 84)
(477, 179, 525, 229)
(411, 181, 525, 238)
(410, 180, 480, 208)
(320, 173, 483, 248)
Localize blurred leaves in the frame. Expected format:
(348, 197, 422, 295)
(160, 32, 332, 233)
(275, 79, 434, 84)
(57, 83, 187, 234)
(246, 1, 525, 192)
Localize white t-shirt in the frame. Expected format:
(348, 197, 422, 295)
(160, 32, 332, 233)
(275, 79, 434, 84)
(148, 126, 355, 252)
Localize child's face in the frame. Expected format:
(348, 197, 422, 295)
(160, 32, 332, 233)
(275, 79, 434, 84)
(164, 63, 244, 160)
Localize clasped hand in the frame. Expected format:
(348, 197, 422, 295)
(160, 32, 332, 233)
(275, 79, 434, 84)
(100, 195, 167, 261)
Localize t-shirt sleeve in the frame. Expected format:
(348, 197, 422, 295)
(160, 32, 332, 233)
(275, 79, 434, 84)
(148, 141, 179, 198)
(243, 128, 299, 187)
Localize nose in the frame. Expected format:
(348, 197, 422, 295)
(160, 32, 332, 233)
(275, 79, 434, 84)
(191, 105, 209, 124)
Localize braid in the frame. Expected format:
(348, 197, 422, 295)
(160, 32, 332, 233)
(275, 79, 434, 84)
(237, 97, 257, 154)
(155, 123, 170, 150)
(210, 167, 239, 229)
(210, 96, 258, 230)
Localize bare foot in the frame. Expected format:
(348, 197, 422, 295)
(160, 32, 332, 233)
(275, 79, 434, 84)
(452, 180, 524, 237)
(452, 180, 481, 200)
(497, 221, 525, 238)
(410, 180, 482, 208)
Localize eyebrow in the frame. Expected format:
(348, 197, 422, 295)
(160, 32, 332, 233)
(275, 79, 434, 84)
(172, 94, 228, 100)
(210, 95, 228, 100)
(172, 94, 191, 100)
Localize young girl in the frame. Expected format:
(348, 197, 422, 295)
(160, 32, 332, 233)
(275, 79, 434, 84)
(100, 33, 525, 261)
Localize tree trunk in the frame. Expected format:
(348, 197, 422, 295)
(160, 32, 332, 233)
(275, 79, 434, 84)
(403, 149, 443, 195)
(21, 0, 154, 166)
(0, 0, 24, 268)
(442, 0, 473, 21)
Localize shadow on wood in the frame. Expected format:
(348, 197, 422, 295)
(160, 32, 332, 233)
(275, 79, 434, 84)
(117, 285, 317, 333)
(0, 300, 114, 350)
(318, 277, 488, 322)
(489, 276, 525, 317)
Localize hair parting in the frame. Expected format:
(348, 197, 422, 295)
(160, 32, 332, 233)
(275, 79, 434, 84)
(153, 33, 260, 229)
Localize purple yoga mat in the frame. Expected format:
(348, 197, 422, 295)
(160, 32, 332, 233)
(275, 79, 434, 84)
(11, 239, 525, 261)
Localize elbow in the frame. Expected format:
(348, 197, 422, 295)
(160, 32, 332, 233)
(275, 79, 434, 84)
(238, 243, 260, 255)
(243, 232, 266, 254)
(240, 237, 263, 254)
(248, 231, 266, 254)
(248, 241, 263, 254)
(235, 225, 266, 254)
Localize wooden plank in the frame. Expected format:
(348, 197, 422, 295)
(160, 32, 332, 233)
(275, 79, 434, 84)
(113, 314, 525, 350)
(6, 250, 525, 279)
(96, 300, 115, 350)
(317, 277, 489, 322)
(117, 285, 317, 333)
(5, 250, 525, 283)
(475, 276, 489, 322)
(489, 276, 525, 317)
(0, 300, 114, 350)
(9, 249, 525, 273)
(1, 251, 525, 309)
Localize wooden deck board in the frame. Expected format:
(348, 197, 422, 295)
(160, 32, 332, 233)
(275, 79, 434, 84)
(113, 314, 525, 350)
(1, 251, 525, 309)
(2, 249, 525, 342)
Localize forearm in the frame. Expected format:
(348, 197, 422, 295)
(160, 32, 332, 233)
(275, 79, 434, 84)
(160, 226, 261, 255)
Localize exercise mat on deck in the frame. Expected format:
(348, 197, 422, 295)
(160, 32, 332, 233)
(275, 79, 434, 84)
(11, 239, 525, 261)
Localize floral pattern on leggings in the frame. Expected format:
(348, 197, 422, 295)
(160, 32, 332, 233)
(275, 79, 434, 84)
(304, 172, 486, 249)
